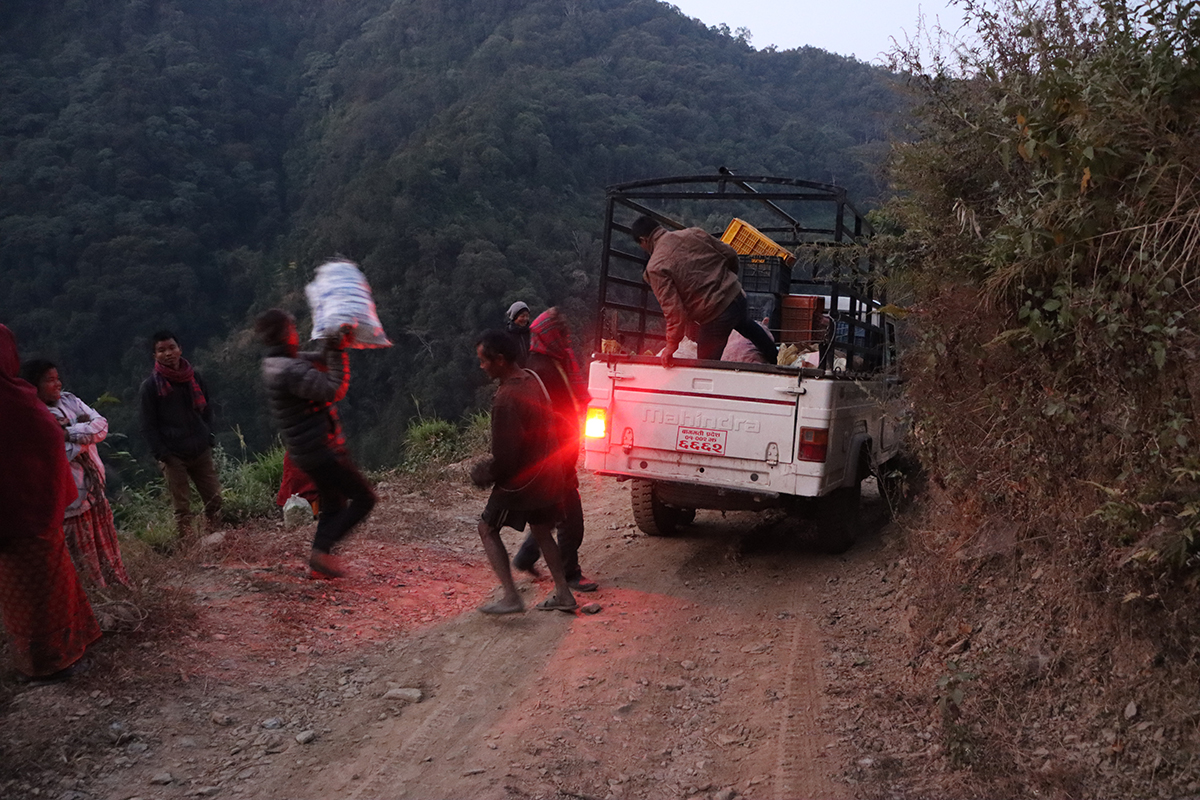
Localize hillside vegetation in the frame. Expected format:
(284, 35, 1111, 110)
(879, 0, 1200, 794)
(0, 0, 904, 466)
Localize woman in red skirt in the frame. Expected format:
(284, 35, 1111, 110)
(21, 359, 131, 588)
(0, 325, 101, 680)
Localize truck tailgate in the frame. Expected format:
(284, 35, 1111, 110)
(588, 361, 798, 464)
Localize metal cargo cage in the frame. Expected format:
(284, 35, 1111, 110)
(596, 170, 890, 374)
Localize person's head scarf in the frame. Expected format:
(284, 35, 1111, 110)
(529, 308, 589, 408)
(0, 325, 76, 539)
(505, 301, 530, 325)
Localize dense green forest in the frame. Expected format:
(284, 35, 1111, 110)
(0, 0, 906, 468)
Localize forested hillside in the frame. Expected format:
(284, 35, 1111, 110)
(0, 0, 904, 465)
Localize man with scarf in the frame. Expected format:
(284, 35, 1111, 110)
(510, 308, 598, 592)
(138, 330, 224, 537)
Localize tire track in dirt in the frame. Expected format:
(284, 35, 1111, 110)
(774, 573, 846, 800)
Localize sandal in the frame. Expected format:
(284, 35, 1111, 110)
(535, 596, 578, 613)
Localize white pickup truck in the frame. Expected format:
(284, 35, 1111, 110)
(582, 173, 906, 552)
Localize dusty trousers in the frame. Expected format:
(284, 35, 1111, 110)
(303, 454, 377, 554)
(162, 449, 222, 534)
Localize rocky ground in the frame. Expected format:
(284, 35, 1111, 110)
(3, 466, 1190, 800)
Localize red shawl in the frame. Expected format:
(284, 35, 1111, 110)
(0, 325, 76, 542)
(529, 308, 589, 411)
(276, 451, 319, 506)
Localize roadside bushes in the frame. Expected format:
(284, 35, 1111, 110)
(878, 3, 1200, 792)
(214, 445, 285, 522)
(111, 409, 491, 546)
(883, 0, 1200, 575)
(112, 445, 285, 548)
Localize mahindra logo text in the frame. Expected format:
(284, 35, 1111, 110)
(642, 407, 761, 433)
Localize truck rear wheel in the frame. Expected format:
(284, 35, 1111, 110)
(631, 480, 691, 536)
(815, 481, 862, 554)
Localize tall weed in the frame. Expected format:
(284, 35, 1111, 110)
(402, 411, 492, 472)
(214, 444, 285, 521)
(459, 411, 492, 458)
(111, 479, 177, 550)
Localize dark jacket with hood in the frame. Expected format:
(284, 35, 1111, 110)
(260, 343, 349, 471)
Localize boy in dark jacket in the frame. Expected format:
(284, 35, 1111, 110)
(471, 330, 575, 614)
(254, 309, 376, 578)
(139, 331, 223, 536)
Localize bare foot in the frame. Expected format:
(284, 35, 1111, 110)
(479, 597, 525, 615)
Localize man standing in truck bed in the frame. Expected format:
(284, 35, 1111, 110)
(631, 215, 777, 367)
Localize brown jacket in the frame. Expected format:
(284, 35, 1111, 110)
(643, 227, 743, 348)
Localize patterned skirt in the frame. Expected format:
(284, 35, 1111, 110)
(0, 525, 102, 677)
(64, 490, 131, 589)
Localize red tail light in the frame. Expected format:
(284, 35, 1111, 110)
(584, 407, 607, 439)
(798, 427, 828, 462)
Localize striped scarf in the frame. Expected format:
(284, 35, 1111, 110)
(153, 358, 207, 412)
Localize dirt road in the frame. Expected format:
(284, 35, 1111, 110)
(0, 469, 910, 800)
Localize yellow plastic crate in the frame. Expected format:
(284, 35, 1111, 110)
(720, 218, 796, 266)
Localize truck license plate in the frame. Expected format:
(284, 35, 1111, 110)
(676, 426, 727, 455)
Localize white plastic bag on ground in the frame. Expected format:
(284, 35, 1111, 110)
(305, 259, 392, 348)
(282, 494, 313, 529)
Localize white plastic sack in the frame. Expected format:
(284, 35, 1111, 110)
(658, 337, 698, 359)
(282, 494, 313, 529)
(305, 259, 392, 349)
